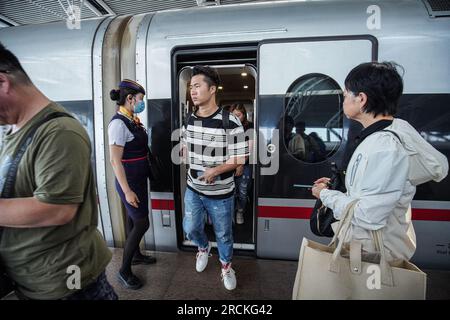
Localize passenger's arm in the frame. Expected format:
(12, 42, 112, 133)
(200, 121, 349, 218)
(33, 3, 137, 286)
(235, 165, 244, 177)
(199, 156, 246, 184)
(0, 198, 78, 227)
(109, 145, 139, 208)
(180, 125, 188, 164)
(320, 148, 409, 230)
(247, 137, 254, 164)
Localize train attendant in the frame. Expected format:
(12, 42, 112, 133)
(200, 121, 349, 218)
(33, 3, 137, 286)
(312, 62, 448, 262)
(182, 66, 248, 291)
(109, 79, 156, 290)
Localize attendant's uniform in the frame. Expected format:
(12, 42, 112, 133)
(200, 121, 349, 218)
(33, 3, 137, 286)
(108, 108, 150, 220)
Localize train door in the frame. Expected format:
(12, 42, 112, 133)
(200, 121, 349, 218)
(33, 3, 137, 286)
(256, 37, 377, 259)
(93, 14, 156, 249)
(178, 64, 257, 252)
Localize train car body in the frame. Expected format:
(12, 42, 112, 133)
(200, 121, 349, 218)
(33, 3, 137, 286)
(1, 0, 449, 269)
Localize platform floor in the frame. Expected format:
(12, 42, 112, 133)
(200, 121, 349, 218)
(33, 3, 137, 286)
(105, 248, 450, 300)
(107, 248, 296, 300)
(3, 248, 450, 300)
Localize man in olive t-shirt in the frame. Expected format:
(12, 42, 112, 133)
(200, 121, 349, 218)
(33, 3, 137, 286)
(0, 43, 115, 299)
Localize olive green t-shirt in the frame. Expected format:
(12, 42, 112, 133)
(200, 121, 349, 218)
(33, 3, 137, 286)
(0, 102, 112, 299)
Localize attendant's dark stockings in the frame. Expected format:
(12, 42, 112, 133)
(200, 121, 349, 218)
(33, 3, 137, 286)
(120, 215, 150, 279)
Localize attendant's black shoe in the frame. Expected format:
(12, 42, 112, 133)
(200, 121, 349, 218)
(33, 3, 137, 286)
(117, 271, 142, 290)
(132, 254, 157, 265)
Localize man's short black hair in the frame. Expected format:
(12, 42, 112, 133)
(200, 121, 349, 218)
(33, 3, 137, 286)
(192, 65, 220, 88)
(285, 115, 295, 127)
(295, 120, 306, 131)
(344, 61, 404, 117)
(0, 41, 32, 85)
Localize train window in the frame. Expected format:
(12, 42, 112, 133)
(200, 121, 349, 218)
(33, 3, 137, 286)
(283, 73, 343, 163)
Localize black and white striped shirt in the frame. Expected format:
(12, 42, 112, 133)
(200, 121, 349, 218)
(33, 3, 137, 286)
(182, 108, 248, 198)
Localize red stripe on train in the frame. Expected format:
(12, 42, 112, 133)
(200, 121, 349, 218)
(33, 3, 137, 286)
(151, 199, 175, 210)
(258, 206, 311, 219)
(257, 206, 450, 221)
(410, 209, 450, 221)
(149, 201, 450, 221)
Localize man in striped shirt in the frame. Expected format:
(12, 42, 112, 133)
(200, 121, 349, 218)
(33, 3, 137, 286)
(182, 65, 248, 291)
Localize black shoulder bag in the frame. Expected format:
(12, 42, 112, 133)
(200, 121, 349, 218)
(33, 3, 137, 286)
(0, 112, 72, 298)
(309, 162, 346, 237)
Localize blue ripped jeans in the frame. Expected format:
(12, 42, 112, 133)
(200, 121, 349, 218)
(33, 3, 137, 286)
(183, 188, 234, 264)
(234, 164, 252, 211)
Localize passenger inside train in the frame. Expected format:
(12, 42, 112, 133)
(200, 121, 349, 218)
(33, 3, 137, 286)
(284, 116, 306, 160)
(295, 120, 326, 162)
(231, 103, 254, 225)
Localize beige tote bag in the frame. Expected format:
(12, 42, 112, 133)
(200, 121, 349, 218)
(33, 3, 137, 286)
(292, 201, 426, 300)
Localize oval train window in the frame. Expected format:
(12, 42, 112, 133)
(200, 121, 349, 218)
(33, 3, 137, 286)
(283, 73, 343, 163)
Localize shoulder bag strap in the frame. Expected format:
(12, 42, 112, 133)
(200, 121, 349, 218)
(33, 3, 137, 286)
(1, 112, 73, 199)
(381, 129, 402, 144)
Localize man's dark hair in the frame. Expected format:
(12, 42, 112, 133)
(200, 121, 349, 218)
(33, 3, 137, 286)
(0, 42, 32, 85)
(295, 120, 306, 132)
(285, 115, 295, 125)
(192, 65, 220, 88)
(284, 115, 295, 128)
(344, 61, 404, 117)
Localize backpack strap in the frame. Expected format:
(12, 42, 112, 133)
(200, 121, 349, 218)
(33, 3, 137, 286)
(184, 108, 231, 130)
(1, 112, 73, 198)
(184, 112, 192, 128)
(222, 109, 230, 130)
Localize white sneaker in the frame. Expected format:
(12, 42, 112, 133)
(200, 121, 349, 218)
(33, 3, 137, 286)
(236, 209, 244, 225)
(196, 243, 211, 272)
(221, 264, 237, 291)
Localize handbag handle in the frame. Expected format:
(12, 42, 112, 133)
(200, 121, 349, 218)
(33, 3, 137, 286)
(328, 200, 394, 287)
(372, 230, 394, 286)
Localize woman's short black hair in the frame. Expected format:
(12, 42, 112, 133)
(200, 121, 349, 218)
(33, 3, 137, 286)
(344, 61, 404, 117)
(192, 65, 220, 88)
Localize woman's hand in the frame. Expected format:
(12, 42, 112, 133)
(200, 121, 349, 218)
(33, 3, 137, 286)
(311, 177, 330, 199)
(125, 190, 140, 208)
(314, 177, 331, 185)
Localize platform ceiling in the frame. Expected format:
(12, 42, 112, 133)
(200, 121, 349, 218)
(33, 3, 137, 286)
(0, 0, 287, 27)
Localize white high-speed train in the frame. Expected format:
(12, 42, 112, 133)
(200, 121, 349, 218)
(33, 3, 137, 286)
(1, 0, 449, 269)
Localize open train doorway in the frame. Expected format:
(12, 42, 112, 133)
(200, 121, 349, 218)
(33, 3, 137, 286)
(178, 64, 257, 252)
